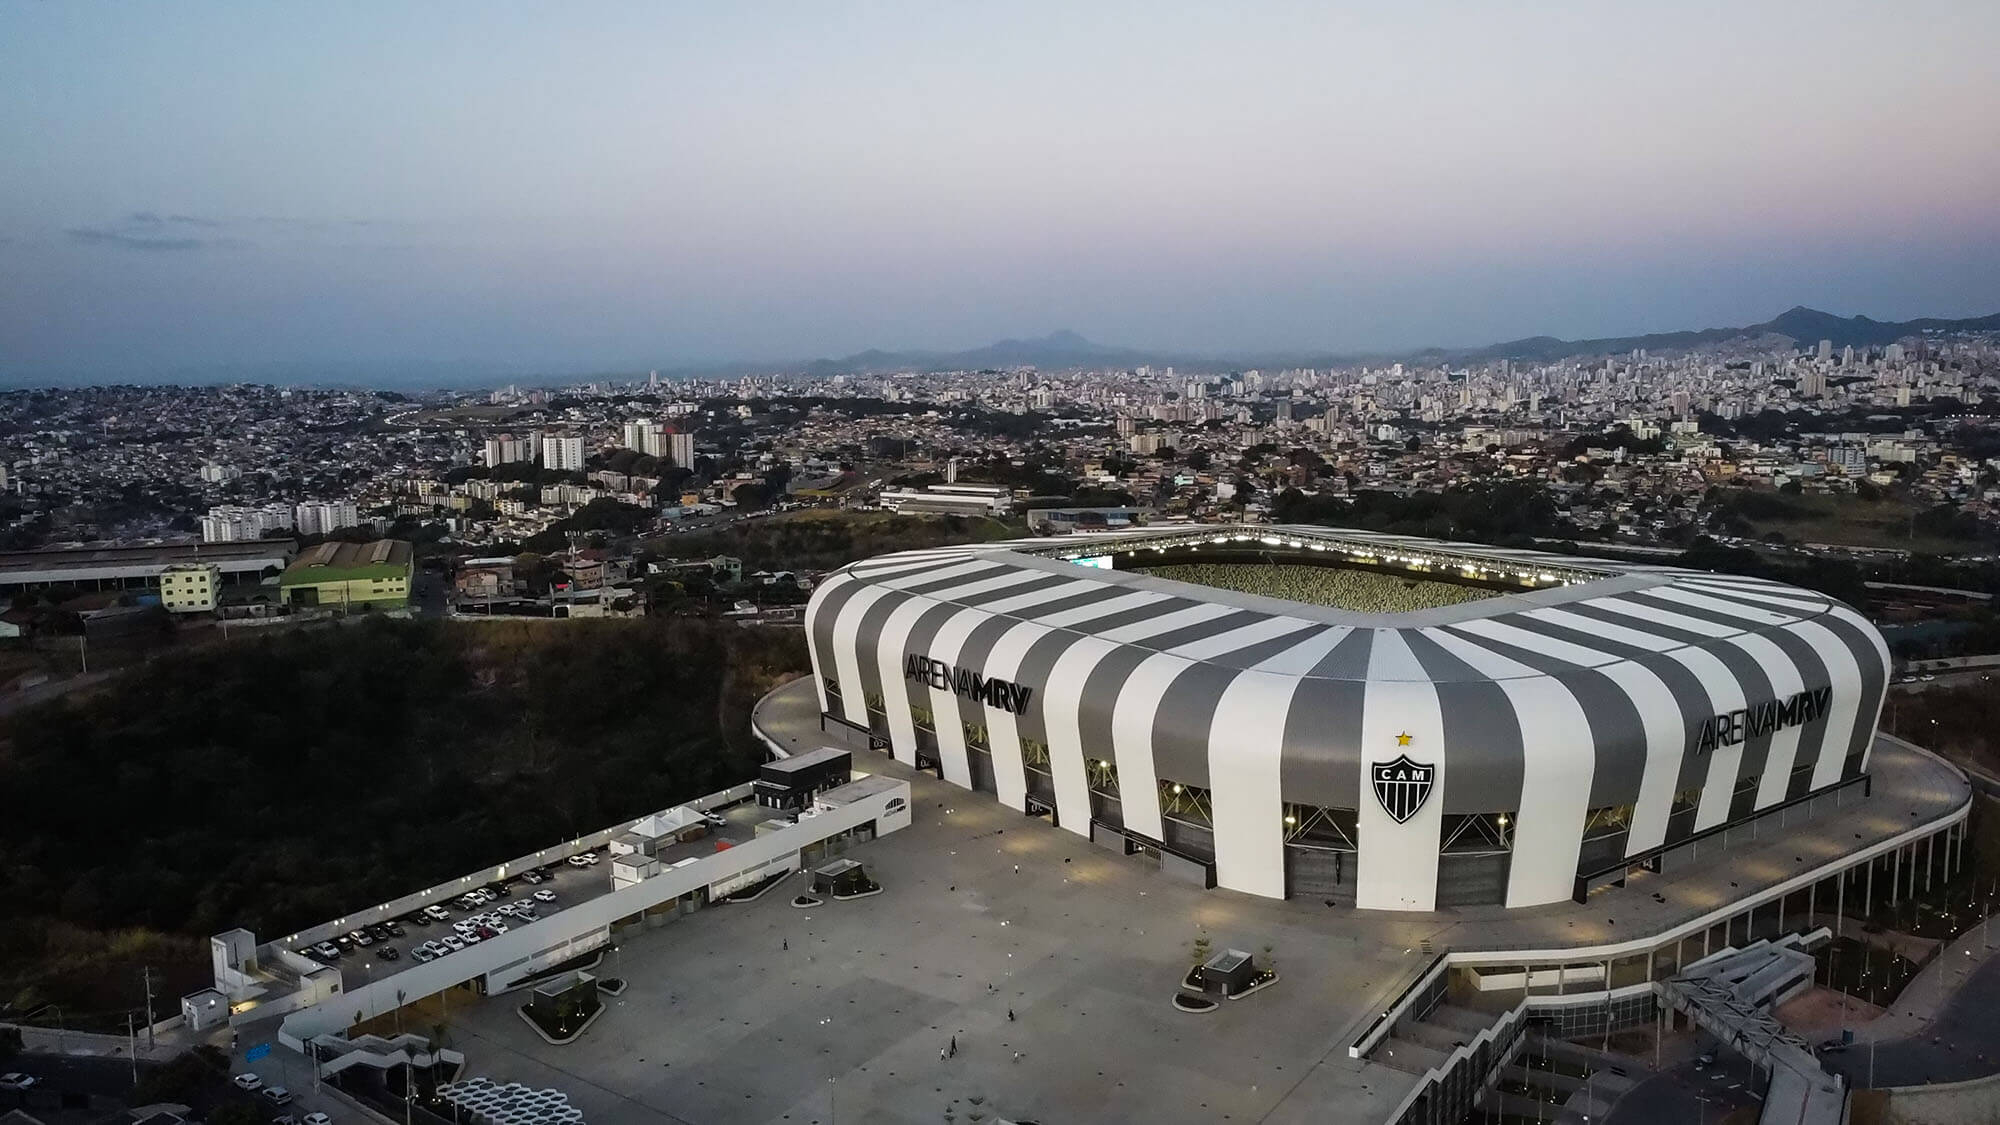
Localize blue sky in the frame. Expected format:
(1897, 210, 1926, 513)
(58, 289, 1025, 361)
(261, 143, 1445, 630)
(3, 1, 1998, 380)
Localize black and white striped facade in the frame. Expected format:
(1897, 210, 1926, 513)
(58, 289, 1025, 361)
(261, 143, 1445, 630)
(804, 527, 1890, 912)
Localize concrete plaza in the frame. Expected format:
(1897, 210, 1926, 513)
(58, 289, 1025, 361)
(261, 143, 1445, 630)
(419, 676, 1969, 1125)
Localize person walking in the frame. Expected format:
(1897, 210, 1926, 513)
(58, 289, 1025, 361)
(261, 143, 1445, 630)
(1007, 1008, 1015, 1022)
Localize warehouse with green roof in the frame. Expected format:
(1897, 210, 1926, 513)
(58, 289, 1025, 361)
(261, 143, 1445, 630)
(279, 539, 413, 610)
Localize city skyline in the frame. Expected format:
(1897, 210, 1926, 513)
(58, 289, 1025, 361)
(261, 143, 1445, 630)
(4, 1, 2000, 381)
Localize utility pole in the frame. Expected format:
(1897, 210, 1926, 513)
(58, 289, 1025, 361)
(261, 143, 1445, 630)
(143, 965, 157, 1050)
(127, 1013, 139, 1087)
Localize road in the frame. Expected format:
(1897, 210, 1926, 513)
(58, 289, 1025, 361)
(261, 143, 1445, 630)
(1607, 1050, 1764, 1125)
(1823, 954, 2000, 1087)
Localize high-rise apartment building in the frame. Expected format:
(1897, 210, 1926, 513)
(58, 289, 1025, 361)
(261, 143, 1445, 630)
(667, 430, 695, 469)
(542, 434, 586, 472)
(294, 500, 361, 536)
(483, 433, 535, 467)
(201, 504, 294, 542)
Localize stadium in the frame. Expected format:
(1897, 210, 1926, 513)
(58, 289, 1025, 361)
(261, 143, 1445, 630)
(804, 525, 1890, 912)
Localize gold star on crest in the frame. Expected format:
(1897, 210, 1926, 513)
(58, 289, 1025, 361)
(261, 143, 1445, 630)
(1395, 731, 1413, 747)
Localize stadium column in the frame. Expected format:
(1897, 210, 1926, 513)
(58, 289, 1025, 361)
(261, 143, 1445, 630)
(1794, 617, 1869, 789)
(1730, 632, 1807, 809)
(1668, 647, 1749, 832)
(830, 583, 898, 729)
(1824, 602, 1891, 776)
(804, 571, 859, 714)
(1595, 661, 1686, 855)
(925, 607, 1000, 789)
(1109, 651, 1194, 843)
(1208, 667, 1305, 899)
(1355, 631, 1446, 912)
(1418, 627, 1596, 909)
(1042, 635, 1122, 840)
(1493, 673, 1596, 908)
(875, 595, 943, 767)
(979, 620, 1054, 812)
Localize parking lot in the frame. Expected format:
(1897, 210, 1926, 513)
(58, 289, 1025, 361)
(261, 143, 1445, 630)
(293, 801, 774, 995)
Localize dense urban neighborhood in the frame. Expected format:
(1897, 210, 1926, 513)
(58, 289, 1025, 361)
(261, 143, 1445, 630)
(0, 321, 1995, 638)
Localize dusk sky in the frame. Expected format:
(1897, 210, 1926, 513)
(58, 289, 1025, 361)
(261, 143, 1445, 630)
(4, 1, 1998, 381)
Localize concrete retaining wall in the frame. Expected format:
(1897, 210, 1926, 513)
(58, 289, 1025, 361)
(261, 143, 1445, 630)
(1888, 1073, 2000, 1124)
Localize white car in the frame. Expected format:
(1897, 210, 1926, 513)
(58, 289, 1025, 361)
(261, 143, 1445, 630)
(566, 855, 592, 869)
(441, 935, 466, 952)
(262, 1086, 293, 1106)
(303, 1114, 333, 1125)
(411, 946, 436, 963)
(233, 1073, 263, 1091)
(0, 1074, 38, 1091)
(532, 889, 557, 903)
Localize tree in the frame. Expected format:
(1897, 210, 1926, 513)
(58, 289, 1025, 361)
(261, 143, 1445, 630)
(731, 481, 772, 510)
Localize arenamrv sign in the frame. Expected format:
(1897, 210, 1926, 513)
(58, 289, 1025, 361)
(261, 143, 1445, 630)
(905, 654, 1035, 715)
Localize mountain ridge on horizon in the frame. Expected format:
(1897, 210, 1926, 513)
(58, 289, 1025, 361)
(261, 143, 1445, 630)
(7, 305, 1999, 389)
(800, 305, 2000, 377)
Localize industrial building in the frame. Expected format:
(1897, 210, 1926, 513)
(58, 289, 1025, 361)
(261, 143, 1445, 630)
(0, 539, 294, 597)
(279, 539, 414, 610)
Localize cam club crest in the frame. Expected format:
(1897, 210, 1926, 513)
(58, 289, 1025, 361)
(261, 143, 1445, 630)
(1372, 734, 1435, 824)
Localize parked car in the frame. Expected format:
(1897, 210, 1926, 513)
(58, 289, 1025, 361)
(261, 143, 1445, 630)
(263, 1086, 294, 1106)
(423, 905, 451, 922)
(566, 855, 592, 869)
(233, 1074, 263, 1091)
(0, 1074, 40, 1091)
(441, 935, 466, 952)
(514, 906, 540, 922)
(347, 930, 373, 947)
(377, 946, 400, 961)
(520, 871, 545, 885)
(532, 889, 557, 904)
(412, 946, 436, 963)
(313, 941, 341, 960)
(303, 1113, 334, 1125)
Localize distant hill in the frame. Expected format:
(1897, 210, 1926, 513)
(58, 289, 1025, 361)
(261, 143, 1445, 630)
(1441, 306, 2000, 364)
(798, 306, 2000, 374)
(803, 330, 1146, 377)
